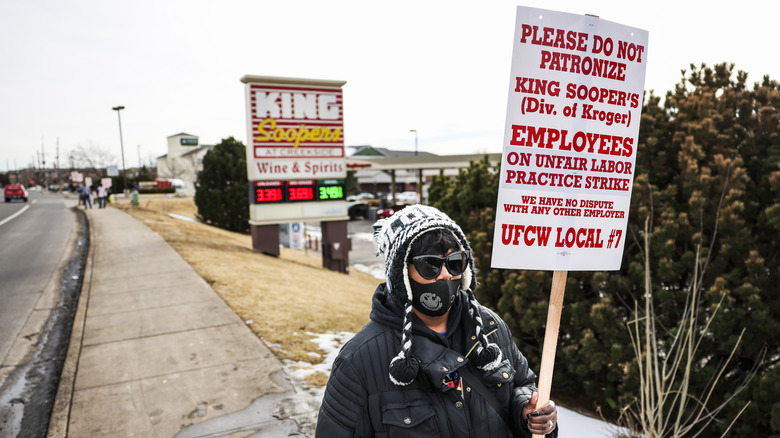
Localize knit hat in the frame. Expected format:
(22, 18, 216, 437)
(372, 204, 502, 386)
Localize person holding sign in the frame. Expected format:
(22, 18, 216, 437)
(316, 205, 558, 437)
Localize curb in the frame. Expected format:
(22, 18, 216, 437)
(46, 207, 92, 438)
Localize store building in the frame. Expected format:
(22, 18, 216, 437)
(156, 133, 213, 194)
(346, 146, 501, 204)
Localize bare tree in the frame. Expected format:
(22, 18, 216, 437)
(616, 217, 757, 438)
(158, 153, 199, 181)
(70, 141, 117, 174)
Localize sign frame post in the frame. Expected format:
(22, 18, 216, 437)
(533, 270, 567, 438)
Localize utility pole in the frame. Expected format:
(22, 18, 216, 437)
(112, 106, 127, 193)
(410, 129, 422, 203)
(41, 137, 47, 189)
(57, 137, 61, 192)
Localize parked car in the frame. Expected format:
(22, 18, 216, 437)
(348, 202, 370, 220)
(4, 184, 28, 202)
(346, 192, 376, 202)
(376, 204, 405, 219)
(396, 191, 420, 204)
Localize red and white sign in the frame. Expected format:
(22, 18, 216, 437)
(243, 76, 347, 180)
(491, 7, 648, 271)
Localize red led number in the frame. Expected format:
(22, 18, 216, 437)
(288, 187, 313, 201)
(257, 188, 282, 202)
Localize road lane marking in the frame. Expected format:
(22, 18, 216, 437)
(0, 205, 30, 228)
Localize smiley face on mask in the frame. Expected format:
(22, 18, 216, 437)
(410, 278, 461, 317)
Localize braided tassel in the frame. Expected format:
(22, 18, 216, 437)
(466, 290, 502, 370)
(388, 302, 420, 385)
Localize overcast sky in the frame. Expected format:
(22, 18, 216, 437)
(1, 0, 777, 172)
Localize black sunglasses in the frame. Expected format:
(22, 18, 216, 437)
(411, 250, 470, 280)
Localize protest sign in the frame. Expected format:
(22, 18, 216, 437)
(492, 7, 648, 272)
(491, 9, 648, 436)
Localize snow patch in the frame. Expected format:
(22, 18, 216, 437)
(350, 232, 375, 242)
(352, 263, 386, 280)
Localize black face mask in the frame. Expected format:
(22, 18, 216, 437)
(410, 278, 461, 317)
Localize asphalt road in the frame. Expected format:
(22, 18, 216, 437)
(0, 191, 75, 365)
(347, 218, 384, 269)
(0, 190, 87, 438)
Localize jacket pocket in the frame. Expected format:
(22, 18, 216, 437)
(379, 395, 440, 437)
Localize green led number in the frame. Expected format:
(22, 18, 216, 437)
(319, 185, 343, 200)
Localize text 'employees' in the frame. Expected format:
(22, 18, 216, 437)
(509, 125, 634, 158)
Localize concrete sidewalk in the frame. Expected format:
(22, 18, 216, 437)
(49, 202, 302, 437)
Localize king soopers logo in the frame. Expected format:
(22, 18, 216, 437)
(420, 293, 443, 311)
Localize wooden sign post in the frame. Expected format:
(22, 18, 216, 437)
(491, 8, 648, 436)
(533, 271, 567, 438)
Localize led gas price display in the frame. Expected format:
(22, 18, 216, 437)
(318, 179, 344, 200)
(252, 181, 284, 203)
(250, 179, 345, 204)
(287, 180, 315, 201)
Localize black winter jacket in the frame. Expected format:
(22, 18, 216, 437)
(316, 283, 559, 438)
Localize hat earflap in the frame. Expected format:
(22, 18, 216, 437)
(388, 302, 420, 385)
(466, 289, 503, 371)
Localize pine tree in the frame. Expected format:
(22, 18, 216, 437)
(616, 63, 780, 436)
(194, 137, 249, 233)
(431, 63, 780, 436)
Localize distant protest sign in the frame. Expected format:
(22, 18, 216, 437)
(492, 7, 649, 271)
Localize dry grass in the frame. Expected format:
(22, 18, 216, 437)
(114, 196, 376, 385)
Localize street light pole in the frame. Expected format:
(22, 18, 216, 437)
(410, 129, 422, 203)
(112, 106, 127, 193)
